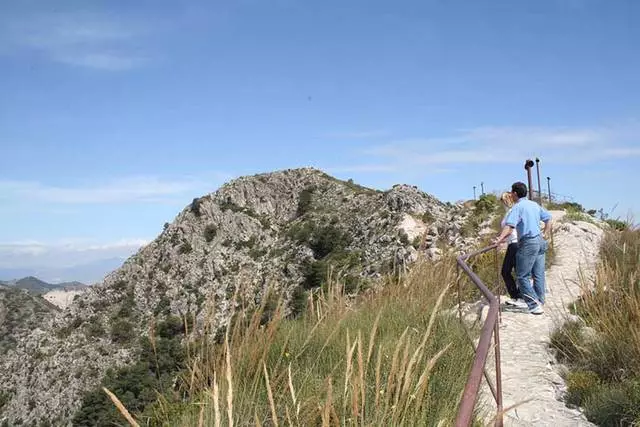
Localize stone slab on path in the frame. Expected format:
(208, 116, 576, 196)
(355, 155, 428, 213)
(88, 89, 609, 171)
(481, 216, 603, 426)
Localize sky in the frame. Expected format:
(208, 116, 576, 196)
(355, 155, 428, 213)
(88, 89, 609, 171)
(1, 0, 639, 279)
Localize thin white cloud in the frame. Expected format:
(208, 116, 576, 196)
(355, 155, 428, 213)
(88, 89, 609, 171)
(53, 51, 148, 71)
(0, 238, 148, 282)
(360, 124, 640, 168)
(3, 11, 150, 70)
(0, 174, 228, 204)
(0, 239, 148, 257)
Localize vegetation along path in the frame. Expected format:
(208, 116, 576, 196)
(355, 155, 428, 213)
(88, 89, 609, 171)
(483, 213, 603, 426)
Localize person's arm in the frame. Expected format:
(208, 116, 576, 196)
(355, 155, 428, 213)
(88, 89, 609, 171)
(493, 225, 515, 244)
(540, 206, 552, 237)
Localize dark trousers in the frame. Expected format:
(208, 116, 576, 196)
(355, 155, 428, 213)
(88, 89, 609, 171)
(501, 243, 520, 299)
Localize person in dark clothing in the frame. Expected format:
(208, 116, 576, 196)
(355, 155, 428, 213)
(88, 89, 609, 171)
(499, 191, 527, 309)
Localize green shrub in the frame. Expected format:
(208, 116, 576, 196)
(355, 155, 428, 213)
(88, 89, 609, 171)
(421, 211, 435, 224)
(203, 224, 217, 242)
(547, 201, 584, 213)
(398, 229, 409, 245)
(605, 218, 628, 231)
(85, 317, 105, 338)
(235, 236, 257, 250)
(563, 211, 596, 224)
(289, 286, 308, 317)
(190, 198, 202, 216)
(309, 224, 351, 259)
(552, 229, 640, 426)
(73, 322, 185, 426)
(566, 370, 601, 406)
(178, 241, 192, 254)
(0, 390, 11, 412)
(475, 193, 499, 215)
(302, 259, 327, 289)
(583, 381, 640, 427)
(110, 319, 134, 344)
(297, 188, 314, 217)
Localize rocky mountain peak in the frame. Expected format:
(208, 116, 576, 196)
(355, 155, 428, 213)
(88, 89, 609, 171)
(0, 168, 479, 425)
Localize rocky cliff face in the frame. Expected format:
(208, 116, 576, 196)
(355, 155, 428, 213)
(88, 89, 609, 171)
(0, 168, 478, 425)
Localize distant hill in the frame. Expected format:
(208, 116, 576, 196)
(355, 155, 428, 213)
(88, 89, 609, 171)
(0, 277, 88, 294)
(0, 257, 125, 285)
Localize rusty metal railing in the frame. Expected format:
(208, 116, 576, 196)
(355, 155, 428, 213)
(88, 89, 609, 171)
(454, 244, 503, 427)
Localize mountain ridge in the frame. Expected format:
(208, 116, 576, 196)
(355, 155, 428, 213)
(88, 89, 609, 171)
(0, 276, 88, 294)
(0, 168, 480, 425)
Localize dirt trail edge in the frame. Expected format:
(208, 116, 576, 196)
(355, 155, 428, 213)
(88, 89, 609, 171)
(481, 213, 603, 426)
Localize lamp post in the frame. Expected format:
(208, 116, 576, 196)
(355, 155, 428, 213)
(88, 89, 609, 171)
(547, 177, 552, 204)
(524, 159, 535, 200)
(535, 158, 542, 204)
(473, 186, 477, 200)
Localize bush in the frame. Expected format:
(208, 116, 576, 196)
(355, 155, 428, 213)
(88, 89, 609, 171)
(190, 198, 202, 216)
(309, 224, 351, 259)
(203, 224, 217, 242)
(551, 229, 640, 426)
(73, 321, 186, 426)
(235, 236, 257, 250)
(566, 370, 601, 406)
(302, 259, 328, 289)
(563, 211, 596, 224)
(605, 218, 628, 231)
(421, 211, 435, 224)
(297, 188, 314, 217)
(583, 381, 640, 426)
(178, 241, 192, 255)
(547, 201, 584, 213)
(85, 318, 105, 338)
(0, 390, 11, 412)
(475, 193, 499, 215)
(398, 229, 409, 245)
(110, 319, 134, 344)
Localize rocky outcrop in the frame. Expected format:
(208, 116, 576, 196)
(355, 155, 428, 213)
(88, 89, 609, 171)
(0, 168, 479, 425)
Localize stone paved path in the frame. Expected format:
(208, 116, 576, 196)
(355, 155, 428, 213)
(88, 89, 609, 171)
(480, 214, 603, 426)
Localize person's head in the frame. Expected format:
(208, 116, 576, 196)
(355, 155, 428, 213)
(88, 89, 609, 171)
(511, 182, 528, 199)
(500, 191, 514, 208)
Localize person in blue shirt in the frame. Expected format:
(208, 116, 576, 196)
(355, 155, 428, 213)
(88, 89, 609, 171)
(494, 182, 552, 315)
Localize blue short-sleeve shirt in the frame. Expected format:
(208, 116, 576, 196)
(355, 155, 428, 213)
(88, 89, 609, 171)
(505, 198, 551, 239)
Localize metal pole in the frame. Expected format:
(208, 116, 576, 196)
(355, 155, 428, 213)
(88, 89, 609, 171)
(473, 186, 477, 200)
(481, 182, 485, 196)
(535, 158, 542, 205)
(524, 160, 535, 200)
(494, 322, 504, 427)
(547, 177, 552, 203)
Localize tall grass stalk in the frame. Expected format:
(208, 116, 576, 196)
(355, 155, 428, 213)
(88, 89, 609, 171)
(136, 258, 476, 426)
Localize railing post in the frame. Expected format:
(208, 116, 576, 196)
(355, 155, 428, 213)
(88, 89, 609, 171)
(455, 245, 504, 427)
(493, 321, 503, 427)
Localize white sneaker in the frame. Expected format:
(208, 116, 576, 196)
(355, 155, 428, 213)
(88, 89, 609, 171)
(505, 298, 528, 309)
(529, 305, 544, 315)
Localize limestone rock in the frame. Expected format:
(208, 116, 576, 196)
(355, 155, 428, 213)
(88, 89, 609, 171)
(0, 168, 485, 425)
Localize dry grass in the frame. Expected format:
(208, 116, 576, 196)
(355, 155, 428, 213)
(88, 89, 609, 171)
(551, 228, 640, 426)
(117, 258, 477, 426)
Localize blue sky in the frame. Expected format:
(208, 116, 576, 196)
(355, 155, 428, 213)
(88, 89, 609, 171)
(1, 0, 639, 274)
